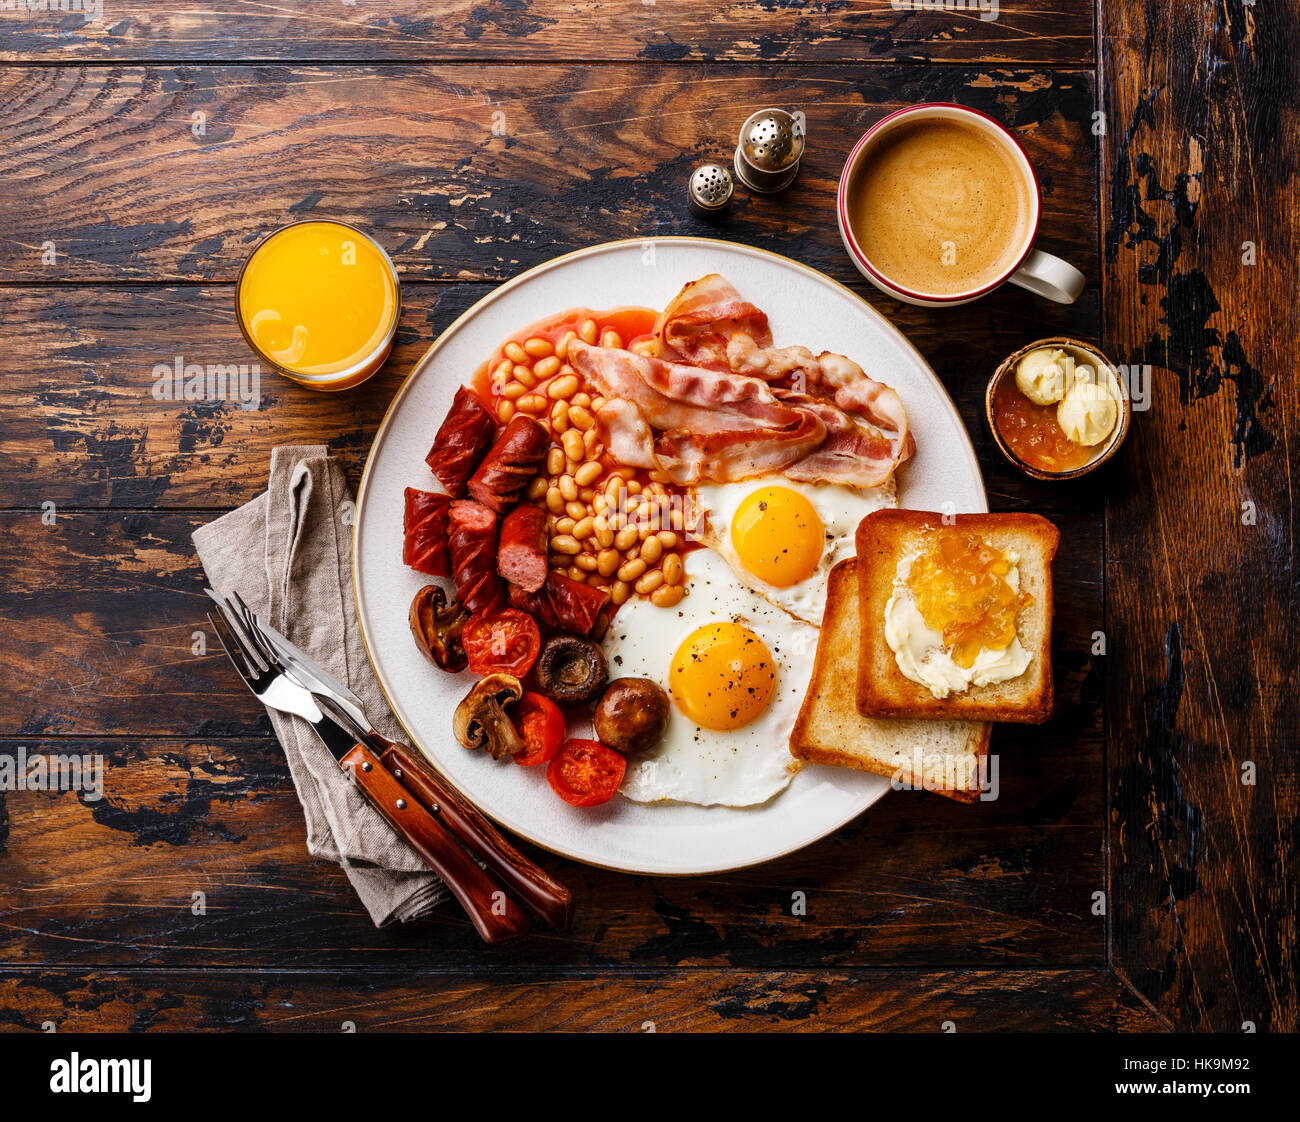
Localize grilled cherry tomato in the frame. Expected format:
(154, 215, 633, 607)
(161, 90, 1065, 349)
(462, 608, 541, 678)
(512, 692, 566, 767)
(546, 737, 626, 807)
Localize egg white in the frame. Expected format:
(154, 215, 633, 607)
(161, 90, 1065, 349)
(603, 549, 818, 808)
(692, 474, 897, 626)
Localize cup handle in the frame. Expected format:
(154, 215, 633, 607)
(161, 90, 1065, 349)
(1008, 249, 1086, 304)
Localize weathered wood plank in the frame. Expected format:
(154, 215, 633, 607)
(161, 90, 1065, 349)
(0, 285, 490, 510)
(0, 64, 1097, 284)
(0, 281, 1099, 509)
(0, 729, 1103, 967)
(1099, 0, 1299, 1032)
(0, 1, 1094, 66)
(0, 967, 1158, 1032)
(0, 5, 1133, 1025)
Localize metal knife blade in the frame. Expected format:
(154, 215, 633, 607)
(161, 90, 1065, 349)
(253, 617, 374, 738)
(253, 667, 360, 762)
(202, 588, 374, 742)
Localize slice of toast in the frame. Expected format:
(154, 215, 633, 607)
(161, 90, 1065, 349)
(791, 560, 991, 803)
(855, 509, 1058, 724)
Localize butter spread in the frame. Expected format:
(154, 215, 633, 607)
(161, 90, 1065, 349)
(884, 550, 1031, 699)
(1057, 369, 1118, 446)
(1014, 347, 1075, 406)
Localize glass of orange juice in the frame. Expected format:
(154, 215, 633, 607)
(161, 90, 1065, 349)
(236, 220, 401, 391)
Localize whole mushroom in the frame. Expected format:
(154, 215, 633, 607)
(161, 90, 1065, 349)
(533, 635, 608, 705)
(593, 677, 670, 754)
(453, 673, 525, 760)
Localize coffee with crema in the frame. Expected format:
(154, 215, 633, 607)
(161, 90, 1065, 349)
(847, 118, 1032, 297)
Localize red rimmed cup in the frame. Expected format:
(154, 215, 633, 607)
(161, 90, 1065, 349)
(836, 103, 1085, 307)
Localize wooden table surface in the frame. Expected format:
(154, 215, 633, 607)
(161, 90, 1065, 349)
(0, 1, 1293, 1033)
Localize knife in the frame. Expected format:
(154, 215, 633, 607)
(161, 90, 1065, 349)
(247, 601, 575, 934)
(205, 590, 573, 941)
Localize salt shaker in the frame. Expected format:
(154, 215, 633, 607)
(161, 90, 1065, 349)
(686, 162, 734, 219)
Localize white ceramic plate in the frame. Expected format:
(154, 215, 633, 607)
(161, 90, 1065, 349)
(353, 237, 986, 875)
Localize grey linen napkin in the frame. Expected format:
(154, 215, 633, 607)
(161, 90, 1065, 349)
(193, 444, 448, 926)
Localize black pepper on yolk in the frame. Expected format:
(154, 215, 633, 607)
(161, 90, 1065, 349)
(729, 485, 825, 588)
(669, 622, 776, 731)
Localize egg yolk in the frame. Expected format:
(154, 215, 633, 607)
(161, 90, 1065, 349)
(906, 530, 1032, 668)
(669, 622, 776, 731)
(730, 486, 825, 587)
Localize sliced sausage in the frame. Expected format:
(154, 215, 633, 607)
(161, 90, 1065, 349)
(426, 386, 498, 498)
(402, 488, 451, 577)
(467, 416, 550, 513)
(447, 500, 504, 615)
(497, 504, 549, 593)
(508, 571, 608, 637)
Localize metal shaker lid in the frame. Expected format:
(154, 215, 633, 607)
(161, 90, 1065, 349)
(734, 108, 804, 194)
(687, 162, 734, 218)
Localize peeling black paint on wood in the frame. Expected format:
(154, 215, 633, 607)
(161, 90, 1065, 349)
(1101, 0, 1299, 1032)
(1105, 99, 1275, 465)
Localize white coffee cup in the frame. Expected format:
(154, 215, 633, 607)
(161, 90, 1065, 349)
(836, 103, 1085, 306)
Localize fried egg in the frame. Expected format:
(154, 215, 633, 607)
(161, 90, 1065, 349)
(603, 549, 818, 807)
(692, 474, 897, 625)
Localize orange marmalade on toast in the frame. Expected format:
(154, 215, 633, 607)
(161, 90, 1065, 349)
(884, 528, 1033, 699)
(907, 531, 1032, 669)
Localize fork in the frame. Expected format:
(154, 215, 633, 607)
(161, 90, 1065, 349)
(206, 599, 539, 943)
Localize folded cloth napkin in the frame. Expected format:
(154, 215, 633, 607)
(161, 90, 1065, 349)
(193, 444, 447, 926)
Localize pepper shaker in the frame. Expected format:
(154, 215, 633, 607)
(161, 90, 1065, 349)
(734, 108, 804, 194)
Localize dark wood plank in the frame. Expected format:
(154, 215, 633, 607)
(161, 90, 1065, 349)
(1099, 0, 1299, 1032)
(0, 967, 1160, 1032)
(0, 64, 1097, 284)
(0, 285, 489, 510)
(0, 10, 1132, 1029)
(0, 727, 1101, 967)
(0, 1, 1094, 66)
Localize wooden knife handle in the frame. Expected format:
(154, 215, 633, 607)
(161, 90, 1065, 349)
(378, 737, 574, 932)
(340, 742, 531, 945)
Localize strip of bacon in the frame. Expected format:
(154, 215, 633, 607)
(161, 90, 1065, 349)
(653, 420, 826, 484)
(653, 273, 773, 368)
(654, 274, 913, 483)
(568, 341, 826, 484)
(777, 393, 912, 487)
(570, 340, 794, 432)
(784, 351, 915, 463)
(593, 396, 657, 470)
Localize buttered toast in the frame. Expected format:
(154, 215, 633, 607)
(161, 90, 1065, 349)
(856, 510, 1058, 724)
(791, 560, 991, 803)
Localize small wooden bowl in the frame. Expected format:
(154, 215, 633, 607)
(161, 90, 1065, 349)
(985, 336, 1131, 481)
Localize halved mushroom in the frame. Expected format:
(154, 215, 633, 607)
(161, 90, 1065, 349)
(533, 635, 608, 704)
(453, 673, 525, 760)
(410, 585, 469, 673)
